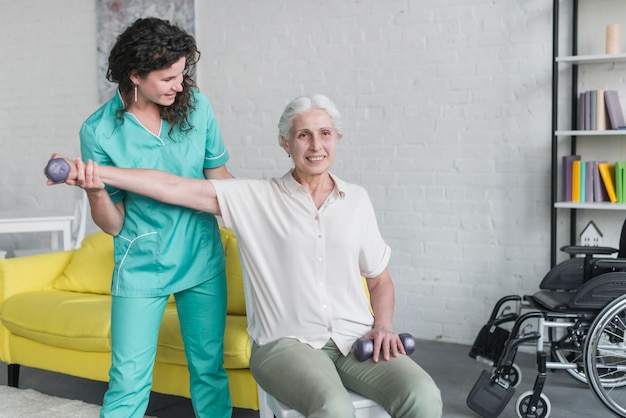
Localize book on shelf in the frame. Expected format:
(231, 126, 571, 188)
(572, 160, 581, 202)
(598, 162, 618, 203)
(577, 92, 585, 131)
(577, 89, 625, 130)
(580, 161, 587, 202)
(590, 90, 597, 130)
(585, 160, 594, 202)
(562, 155, 581, 201)
(596, 89, 607, 131)
(604, 90, 626, 130)
(593, 161, 609, 202)
(562, 157, 615, 203)
(583, 91, 590, 130)
(616, 161, 626, 203)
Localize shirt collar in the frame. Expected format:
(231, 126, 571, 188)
(280, 169, 346, 199)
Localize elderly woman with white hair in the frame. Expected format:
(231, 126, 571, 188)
(51, 94, 443, 418)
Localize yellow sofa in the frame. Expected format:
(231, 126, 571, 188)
(0, 227, 259, 410)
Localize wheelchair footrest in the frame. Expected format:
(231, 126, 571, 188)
(467, 370, 516, 418)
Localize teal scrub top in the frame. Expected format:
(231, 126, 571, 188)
(80, 89, 228, 297)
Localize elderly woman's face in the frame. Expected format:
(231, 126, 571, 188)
(283, 108, 338, 178)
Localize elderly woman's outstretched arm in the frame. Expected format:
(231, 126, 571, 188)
(49, 156, 222, 215)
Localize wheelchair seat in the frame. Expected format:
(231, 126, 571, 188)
(526, 291, 572, 311)
(527, 272, 626, 312)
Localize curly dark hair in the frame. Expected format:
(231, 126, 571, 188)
(107, 17, 200, 134)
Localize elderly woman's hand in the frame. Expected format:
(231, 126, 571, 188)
(364, 328, 406, 362)
(74, 158, 106, 194)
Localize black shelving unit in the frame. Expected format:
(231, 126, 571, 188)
(550, 0, 626, 266)
(551, 0, 579, 267)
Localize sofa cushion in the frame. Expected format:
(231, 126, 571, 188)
(222, 315, 251, 368)
(1, 228, 250, 367)
(221, 228, 246, 315)
(0, 290, 111, 352)
(53, 232, 114, 295)
(157, 305, 250, 369)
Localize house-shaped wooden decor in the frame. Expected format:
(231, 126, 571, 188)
(579, 220, 603, 247)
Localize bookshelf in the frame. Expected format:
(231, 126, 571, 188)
(556, 53, 626, 64)
(555, 130, 626, 136)
(551, 0, 626, 266)
(555, 202, 626, 210)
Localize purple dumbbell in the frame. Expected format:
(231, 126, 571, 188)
(353, 333, 416, 361)
(45, 158, 71, 183)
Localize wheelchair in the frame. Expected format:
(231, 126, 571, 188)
(467, 240, 626, 418)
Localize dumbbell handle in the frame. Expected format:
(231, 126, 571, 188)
(353, 333, 416, 361)
(45, 158, 71, 183)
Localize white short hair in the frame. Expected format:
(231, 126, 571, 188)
(277, 94, 343, 145)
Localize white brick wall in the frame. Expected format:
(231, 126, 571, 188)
(0, 0, 99, 250)
(195, 0, 557, 343)
(2, 0, 626, 345)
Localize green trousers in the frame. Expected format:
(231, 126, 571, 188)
(250, 338, 442, 418)
(100, 273, 231, 418)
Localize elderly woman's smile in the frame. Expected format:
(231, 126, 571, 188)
(282, 108, 338, 186)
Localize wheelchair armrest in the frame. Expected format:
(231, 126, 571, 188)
(498, 331, 541, 368)
(592, 258, 626, 270)
(492, 313, 517, 327)
(560, 245, 618, 256)
(488, 295, 522, 322)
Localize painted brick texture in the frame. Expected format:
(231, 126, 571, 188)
(195, 0, 555, 343)
(3, 0, 626, 345)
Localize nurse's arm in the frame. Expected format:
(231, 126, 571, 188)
(64, 157, 221, 215)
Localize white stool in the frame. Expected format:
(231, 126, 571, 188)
(258, 385, 390, 418)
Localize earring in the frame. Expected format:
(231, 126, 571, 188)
(134, 84, 138, 102)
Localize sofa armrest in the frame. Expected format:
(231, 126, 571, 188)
(0, 251, 74, 302)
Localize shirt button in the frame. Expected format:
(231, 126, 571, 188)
(318, 257, 323, 262)
(318, 234, 323, 238)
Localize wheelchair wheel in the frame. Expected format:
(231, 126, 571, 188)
(583, 294, 626, 417)
(515, 391, 551, 418)
(503, 363, 522, 388)
(549, 319, 587, 384)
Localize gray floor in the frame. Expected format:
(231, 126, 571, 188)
(0, 339, 610, 417)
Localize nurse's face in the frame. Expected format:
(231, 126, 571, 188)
(131, 57, 185, 107)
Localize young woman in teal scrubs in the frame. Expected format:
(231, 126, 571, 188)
(79, 17, 233, 418)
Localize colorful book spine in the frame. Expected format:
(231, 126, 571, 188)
(562, 155, 581, 201)
(572, 160, 581, 202)
(583, 91, 591, 131)
(604, 90, 626, 130)
(590, 90, 597, 130)
(592, 161, 609, 202)
(616, 162, 626, 202)
(597, 89, 608, 130)
(598, 162, 618, 203)
(585, 160, 594, 202)
(580, 161, 586, 202)
(578, 90, 626, 130)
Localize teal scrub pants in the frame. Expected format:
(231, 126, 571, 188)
(100, 272, 231, 418)
(250, 338, 442, 418)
